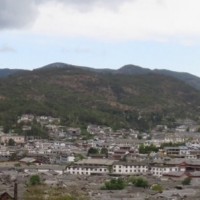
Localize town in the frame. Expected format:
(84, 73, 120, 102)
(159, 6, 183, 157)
(1, 114, 200, 199)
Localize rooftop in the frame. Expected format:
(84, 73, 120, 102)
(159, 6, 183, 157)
(77, 159, 115, 166)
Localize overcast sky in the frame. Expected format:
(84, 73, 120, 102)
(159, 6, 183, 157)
(0, 0, 200, 76)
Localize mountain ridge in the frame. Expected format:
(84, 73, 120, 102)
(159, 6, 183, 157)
(0, 63, 200, 131)
(35, 63, 200, 91)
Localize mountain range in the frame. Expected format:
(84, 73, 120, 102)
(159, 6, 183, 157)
(0, 63, 200, 131)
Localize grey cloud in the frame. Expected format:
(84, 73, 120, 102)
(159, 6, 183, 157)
(0, 0, 38, 29)
(38, 0, 132, 6)
(37, 0, 134, 11)
(0, 0, 133, 30)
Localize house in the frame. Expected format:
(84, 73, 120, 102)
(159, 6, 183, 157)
(0, 135, 25, 145)
(162, 171, 188, 180)
(163, 171, 200, 180)
(66, 159, 115, 175)
(19, 157, 37, 165)
(150, 163, 179, 177)
(17, 114, 34, 124)
(112, 161, 148, 175)
(175, 125, 188, 132)
(23, 164, 65, 175)
(164, 146, 189, 157)
(0, 192, 13, 200)
(67, 155, 75, 162)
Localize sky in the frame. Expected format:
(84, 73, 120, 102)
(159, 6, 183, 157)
(1, 0, 200, 76)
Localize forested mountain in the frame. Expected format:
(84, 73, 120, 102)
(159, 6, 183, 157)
(0, 63, 200, 131)
(116, 64, 200, 91)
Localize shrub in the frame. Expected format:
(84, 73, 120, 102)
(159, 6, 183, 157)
(182, 177, 191, 185)
(151, 184, 163, 193)
(133, 177, 148, 188)
(29, 175, 41, 186)
(101, 178, 126, 190)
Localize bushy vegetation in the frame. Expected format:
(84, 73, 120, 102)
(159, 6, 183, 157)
(182, 177, 191, 185)
(8, 138, 15, 146)
(87, 147, 108, 158)
(29, 175, 41, 186)
(87, 147, 99, 156)
(151, 184, 163, 193)
(101, 178, 126, 190)
(131, 177, 149, 188)
(139, 144, 159, 154)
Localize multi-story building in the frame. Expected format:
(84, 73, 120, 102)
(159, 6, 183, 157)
(66, 159, 115, 175)
(112, 161, 148, 175)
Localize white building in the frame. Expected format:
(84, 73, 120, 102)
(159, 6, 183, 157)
(150, 165, 179, 177)
(112, 161, 148, 175)
(66, 159, 114, 175)
(0, 135, 25, 144)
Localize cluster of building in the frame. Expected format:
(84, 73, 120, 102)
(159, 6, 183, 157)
(1, 115, 200, 182)
(66, 157, 200, 180)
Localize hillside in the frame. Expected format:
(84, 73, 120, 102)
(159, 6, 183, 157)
(0, 64, 200, 131)
(116, 64, 200, 91)
(37, 63, 200, 91)
(0, 68, 28, 78)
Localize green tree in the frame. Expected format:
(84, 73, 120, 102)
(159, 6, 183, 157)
(29, 175, 41, 186)
(182, 177, 191, 185)
(102, 178, 126, 190)
(87, 147, 99, 156)
(139, 144, 158, 154)
(100, 147, 108, 158)
(151, 184, 163, 193)
(133, 177, 148, 188)
(74, 153, 85, 161)
(29, 123, 48, 139)
(8, 138, 15, 146)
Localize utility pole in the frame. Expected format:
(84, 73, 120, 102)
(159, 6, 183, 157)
(14, 181, 18, 200)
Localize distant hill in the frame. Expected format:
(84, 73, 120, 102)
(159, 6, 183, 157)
(38, 63, 200, 91)
(115, 64, 200, 91)
(0, 69, 28, 78)
(0, 62, 200, 131)
(153, 69, 200, 91)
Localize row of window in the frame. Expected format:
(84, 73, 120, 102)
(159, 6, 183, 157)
(68, 167, 107, 172)
(113, 169, 147, 173)
(114, 165, 147, 169)
(151, 167, 179, 172)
